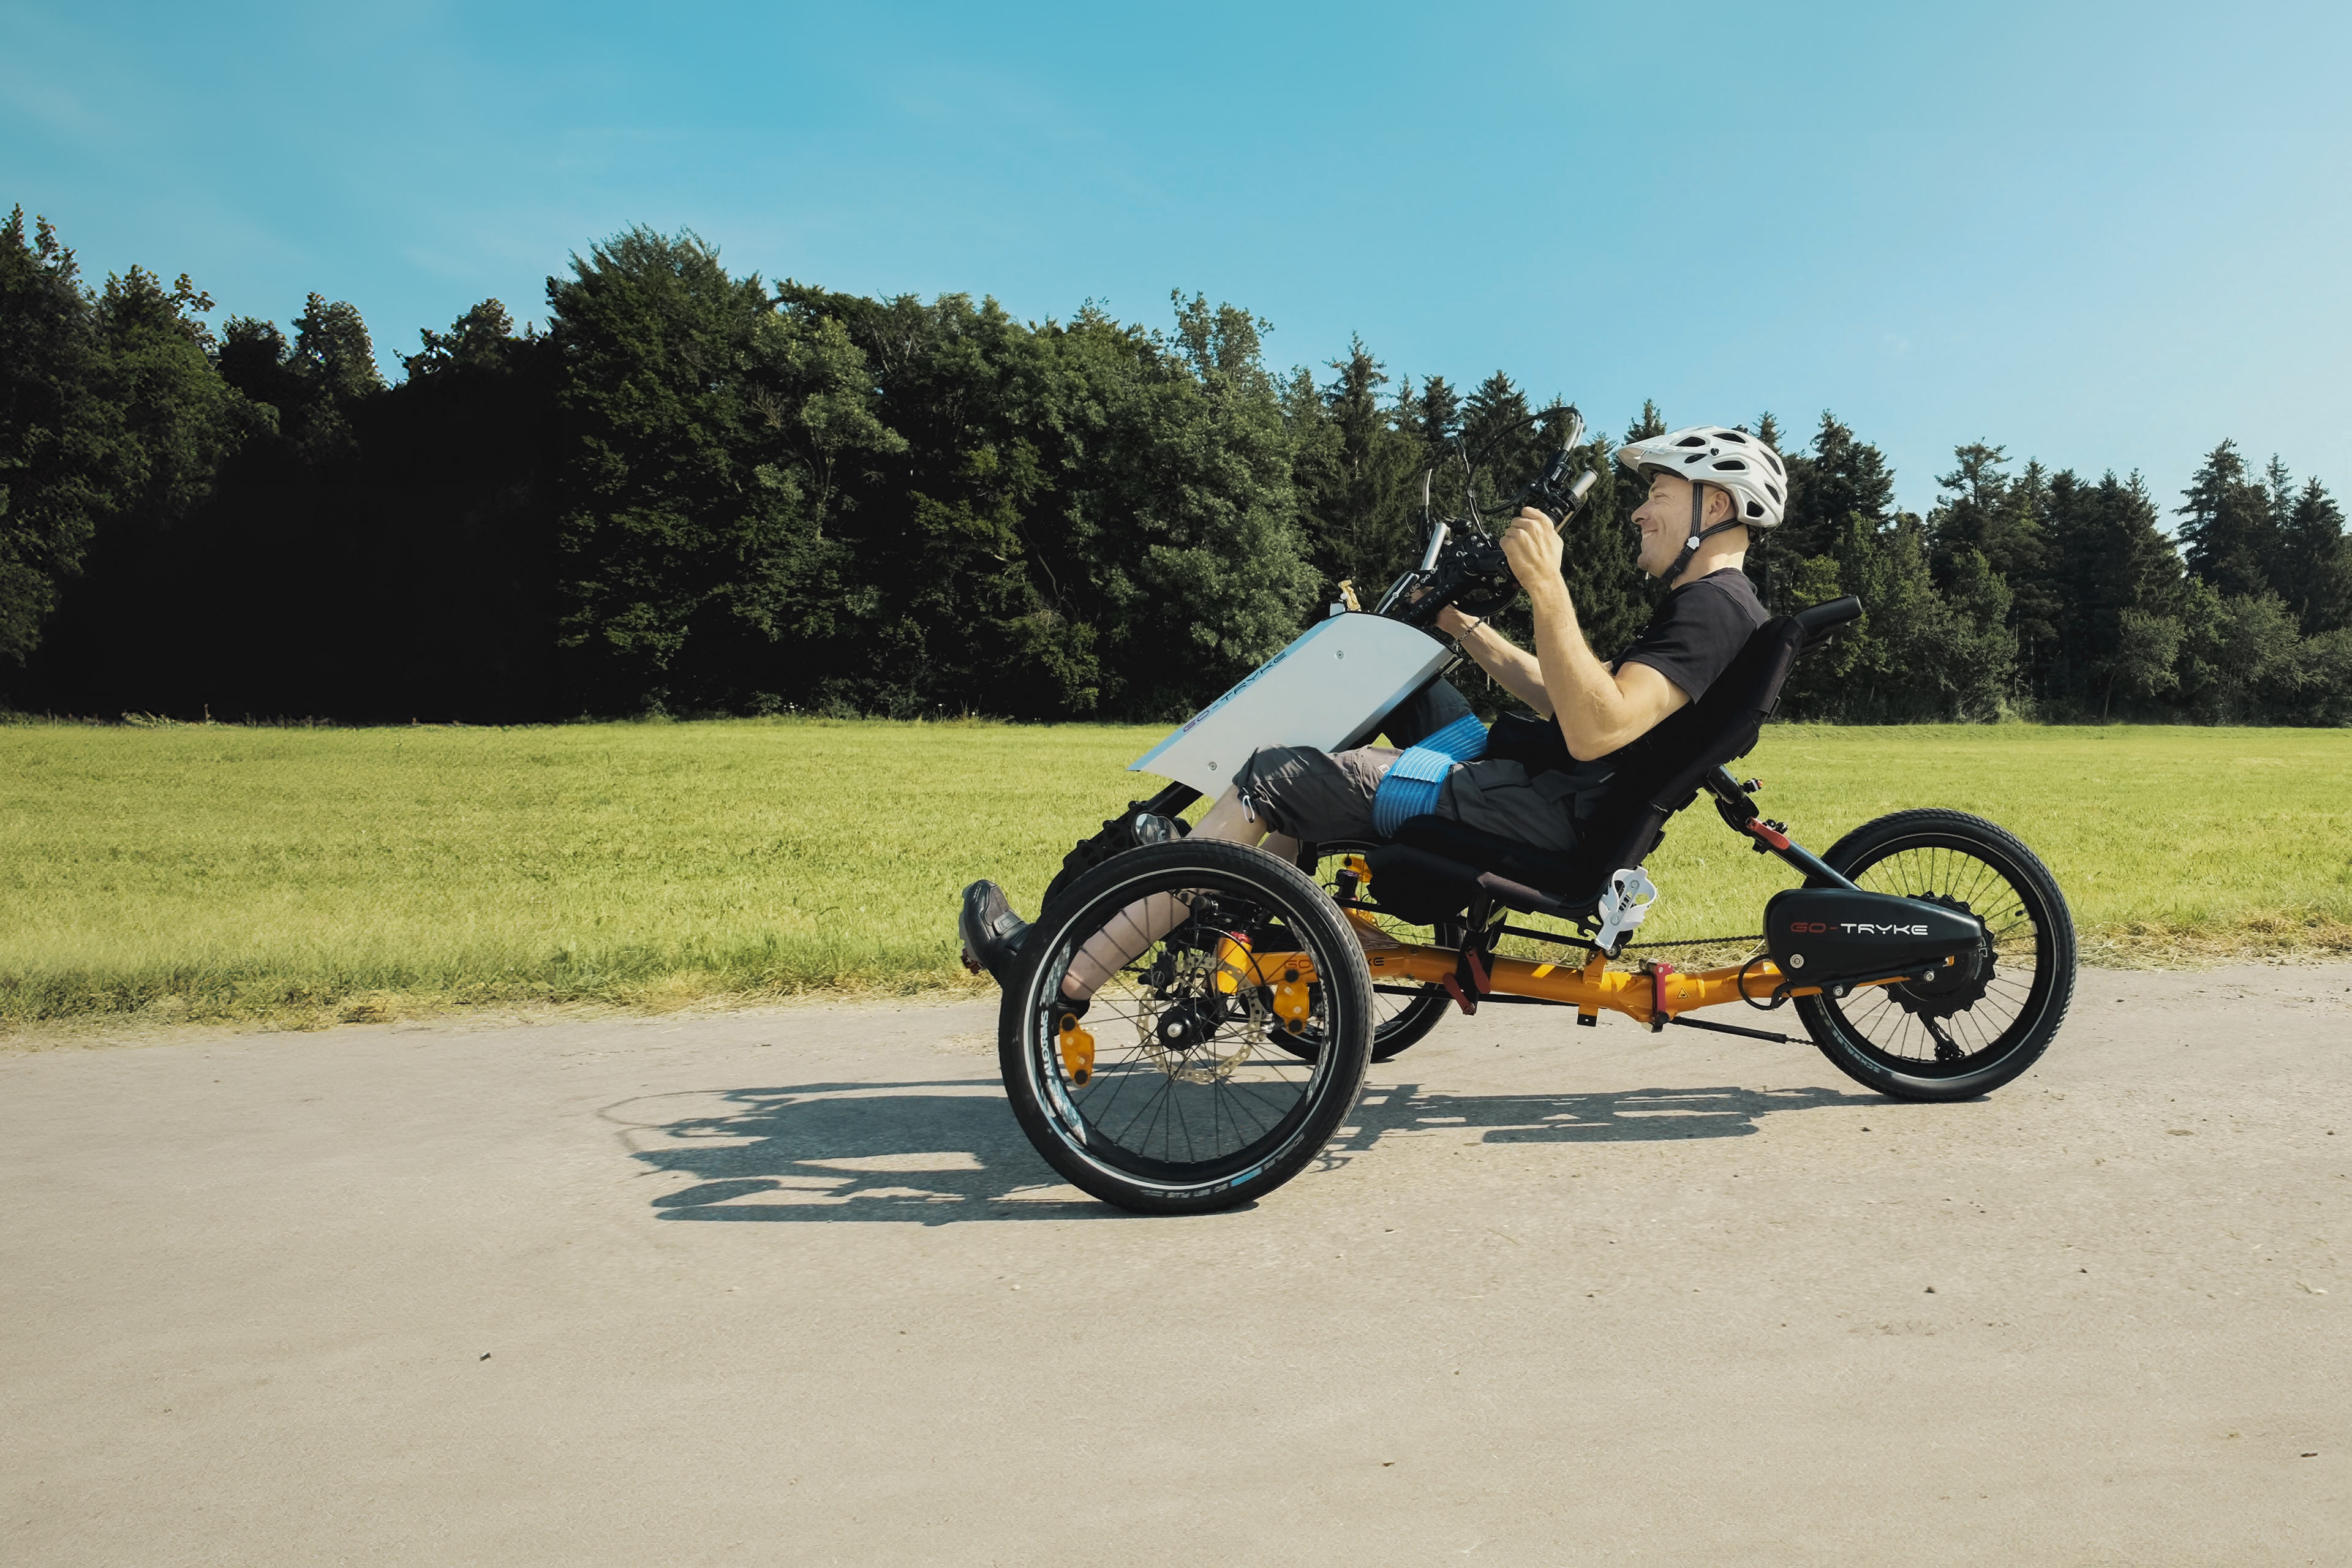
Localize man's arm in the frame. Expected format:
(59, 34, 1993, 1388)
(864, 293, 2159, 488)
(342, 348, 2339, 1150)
(1499, 507, 1689, 761)
(1433, 605, 1552, 715)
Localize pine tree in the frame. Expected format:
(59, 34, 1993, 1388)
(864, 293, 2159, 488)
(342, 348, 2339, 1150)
(1779, 411, 1894, 563)
(1300, 336, 1420, 592)
(2275, 477, 2352, 635)
(2041, 470, 2184, 714)
(1742, 410, 1788, 606)
(1556, 420, 1644, 657)
(1460, 371, 1534, 518)
(1928, 442, 2054, 682)
(2177, 440, 2276, 598)
(1410, 374, 1460, 451)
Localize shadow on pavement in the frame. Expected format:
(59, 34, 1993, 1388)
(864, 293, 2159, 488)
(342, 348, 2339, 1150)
(605, 1076, 1869, 1224)
(1331, 1081, 1864, 1153)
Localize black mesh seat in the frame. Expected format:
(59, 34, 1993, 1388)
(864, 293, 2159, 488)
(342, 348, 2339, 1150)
(1363, 597, 1861, 928)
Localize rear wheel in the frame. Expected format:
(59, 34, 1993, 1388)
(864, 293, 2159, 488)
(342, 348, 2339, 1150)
(999, 840, 1374, 1213)
(1795, 809, 2075, 1101)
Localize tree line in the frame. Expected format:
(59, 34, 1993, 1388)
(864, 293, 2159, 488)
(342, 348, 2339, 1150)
(4, 210, 2348, 726)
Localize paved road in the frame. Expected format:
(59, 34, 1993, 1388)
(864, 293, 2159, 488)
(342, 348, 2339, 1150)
(4, 966, 2347, 1566)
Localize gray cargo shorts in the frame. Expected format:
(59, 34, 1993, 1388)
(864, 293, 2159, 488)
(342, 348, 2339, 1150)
(1230, 744, 1592, 853)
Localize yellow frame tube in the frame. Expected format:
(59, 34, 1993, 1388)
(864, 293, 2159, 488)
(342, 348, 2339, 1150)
(1234, 944, 1904, 1028)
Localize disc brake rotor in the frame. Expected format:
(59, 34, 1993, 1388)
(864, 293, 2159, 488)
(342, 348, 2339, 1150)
(1133, 946, 1263, 1084)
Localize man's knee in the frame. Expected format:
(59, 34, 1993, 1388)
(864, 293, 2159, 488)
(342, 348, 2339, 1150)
(1230, 745, 1319, 834)
(1234, 744, 1391, 842)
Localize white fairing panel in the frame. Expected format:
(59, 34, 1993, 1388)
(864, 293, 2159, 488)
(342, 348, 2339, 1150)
(1129, 614, 1453, 795)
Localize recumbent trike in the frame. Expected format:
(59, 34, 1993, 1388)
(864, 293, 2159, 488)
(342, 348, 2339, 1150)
(987, 418, 2076, 1214)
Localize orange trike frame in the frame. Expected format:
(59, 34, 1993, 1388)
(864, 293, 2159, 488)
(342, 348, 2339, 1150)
(1219, 933, 1924, 1035)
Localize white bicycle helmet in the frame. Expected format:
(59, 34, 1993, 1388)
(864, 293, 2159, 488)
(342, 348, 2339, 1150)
(1614, 424, 1788, 582)
(1613, 424, 1787, 529)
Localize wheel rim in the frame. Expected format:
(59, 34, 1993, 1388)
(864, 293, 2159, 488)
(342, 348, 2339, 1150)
(1813, 833, 2053, 1077)
(1028, 864, 1352, 1189)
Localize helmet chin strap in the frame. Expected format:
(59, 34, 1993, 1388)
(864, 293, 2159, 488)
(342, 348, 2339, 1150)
(1660, 479, 1741, 587)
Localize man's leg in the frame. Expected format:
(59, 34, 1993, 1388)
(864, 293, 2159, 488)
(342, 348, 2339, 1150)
(960, 787, 1274, 989)
(1060, 786, 1267, 998)
(1057, 745, 1395, 1002)
(962, 745, 1398, 998)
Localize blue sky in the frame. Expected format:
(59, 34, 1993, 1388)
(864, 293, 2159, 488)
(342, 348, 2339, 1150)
(6, 0, 2348, 515)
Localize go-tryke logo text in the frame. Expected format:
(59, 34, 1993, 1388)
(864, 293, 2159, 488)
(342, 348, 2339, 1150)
(1788, 921, 1932, 936)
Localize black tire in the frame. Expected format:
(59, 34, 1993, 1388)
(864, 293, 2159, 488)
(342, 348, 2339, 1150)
(998, 840, 1374, 1214)
(1794, 809, 2075, 1102)
(1275, 840, 1455, 1065)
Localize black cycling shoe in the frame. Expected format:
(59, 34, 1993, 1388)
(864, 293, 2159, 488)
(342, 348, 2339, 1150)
(958, 880, 1031, 986)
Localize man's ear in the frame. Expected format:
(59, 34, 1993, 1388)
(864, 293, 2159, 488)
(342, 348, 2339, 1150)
(1708, 486, 1741, 527)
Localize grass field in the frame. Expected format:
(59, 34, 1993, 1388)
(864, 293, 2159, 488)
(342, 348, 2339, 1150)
(2, 717, 2348, 1030)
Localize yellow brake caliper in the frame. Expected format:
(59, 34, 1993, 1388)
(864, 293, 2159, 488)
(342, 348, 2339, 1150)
(1264, 959, 1314, 1035)
(1217, 935, 1316, 1038)
(1057, 1011, 1095, 1087)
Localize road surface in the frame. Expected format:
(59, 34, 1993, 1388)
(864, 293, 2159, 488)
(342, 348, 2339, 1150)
(4, 965, 2346, 1564)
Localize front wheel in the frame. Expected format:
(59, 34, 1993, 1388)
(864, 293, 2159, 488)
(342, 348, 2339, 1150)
(1795, 809, 2076, 1102)
(999, 840, 1374, 1214)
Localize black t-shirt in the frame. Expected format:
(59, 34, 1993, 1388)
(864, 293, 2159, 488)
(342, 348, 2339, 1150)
(1478, 568, 1769, 784)
(1612, 568, 1768, 703)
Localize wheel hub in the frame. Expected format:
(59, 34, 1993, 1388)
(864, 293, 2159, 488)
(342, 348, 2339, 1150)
(1133, 948, 1257, 1084)
(1154, 996, 1221, 1051)
(1891, 892, 1992, 1022)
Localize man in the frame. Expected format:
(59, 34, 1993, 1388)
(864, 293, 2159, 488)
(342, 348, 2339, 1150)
(960, 423, 1787, 992)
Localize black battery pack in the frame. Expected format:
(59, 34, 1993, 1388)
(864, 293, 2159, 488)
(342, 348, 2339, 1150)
(1763, 888, 1985, 983)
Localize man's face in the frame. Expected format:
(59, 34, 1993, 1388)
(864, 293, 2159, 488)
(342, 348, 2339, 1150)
(1628, 471, 1740, 578)
(1629, 471, 1698, 578)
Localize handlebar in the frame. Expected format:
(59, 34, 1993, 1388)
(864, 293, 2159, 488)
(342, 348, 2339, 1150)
(1375, 411, 1602, 628)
